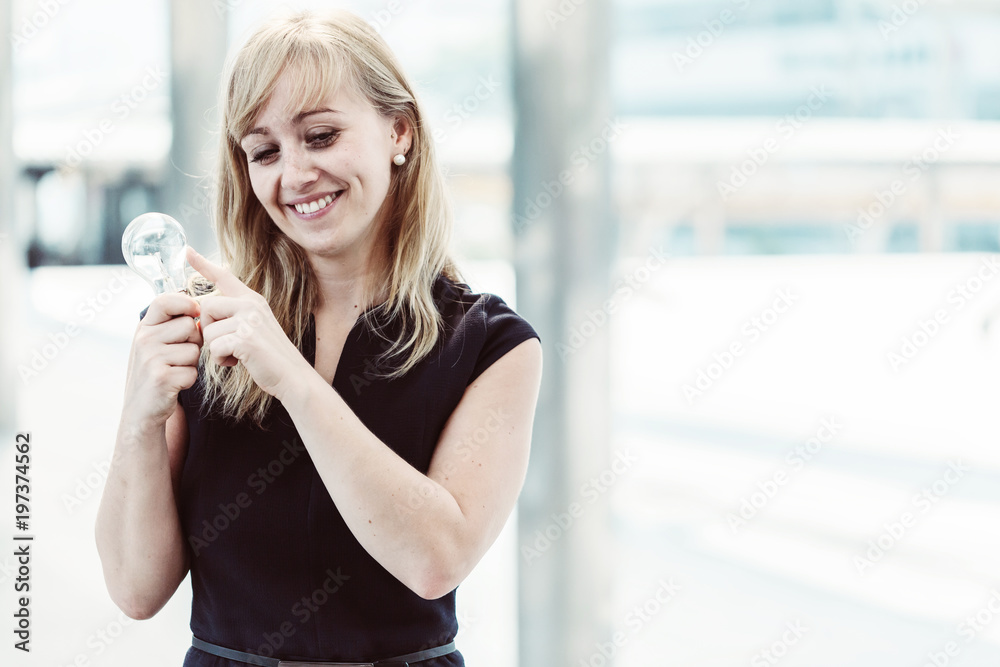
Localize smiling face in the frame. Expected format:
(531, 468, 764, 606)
(239, 69, 412, 265)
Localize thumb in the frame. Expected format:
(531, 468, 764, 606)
(186, 246, 251, 297)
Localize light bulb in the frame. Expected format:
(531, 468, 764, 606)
(121, 212, 188, 295)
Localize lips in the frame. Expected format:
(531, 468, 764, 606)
(288, 191, 342, 215)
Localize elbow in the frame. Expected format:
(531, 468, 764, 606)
(98, 549, 180, 621)
(104, 571, 181, 620)
(121, 605, 157, 621)
(411, 572, 458, 601)
(113, 592, 165, 620)
(408, 550, 469, 601)
(95, 527, 187, 621)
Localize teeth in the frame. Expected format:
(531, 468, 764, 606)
(293, 193, 337, 214)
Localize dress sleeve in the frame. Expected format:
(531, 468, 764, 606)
(467, 294, 540, 385)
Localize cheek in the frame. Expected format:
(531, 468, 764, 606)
(247, 169, 277, 208)
(357, 152, 392, 192)
(358, 169, 392, 216)
(341, 135, 391, 187)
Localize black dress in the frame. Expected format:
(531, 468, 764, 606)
(174, 274, 539, 666)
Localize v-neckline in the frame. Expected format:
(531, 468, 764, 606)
(306, 304, 385, 386)
(303, 275, 446, 386)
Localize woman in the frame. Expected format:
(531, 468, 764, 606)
(95, 9, 542, 666)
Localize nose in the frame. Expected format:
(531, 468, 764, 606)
(281, 145, 318, 191)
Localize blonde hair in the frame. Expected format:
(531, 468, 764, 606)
(201, 9, 461, 425)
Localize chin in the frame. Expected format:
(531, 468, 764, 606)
(269, 211, 379, 262)
(297, 232, 372, 262)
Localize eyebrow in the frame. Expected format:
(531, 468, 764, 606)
(245, 108, 343, 138)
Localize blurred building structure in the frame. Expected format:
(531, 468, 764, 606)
(10, 0, 1000, 269)
(613, 0, 1000, 255)
(1, 0, 17, 432)
(512, 0, 615, 665)
(617, 0, 1000, 119)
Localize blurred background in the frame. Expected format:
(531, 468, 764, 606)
(1, 0, 1000, 665)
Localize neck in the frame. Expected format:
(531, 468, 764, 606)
(308, 247, 388, 321)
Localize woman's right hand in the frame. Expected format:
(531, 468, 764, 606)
(123, 293, 203, 427)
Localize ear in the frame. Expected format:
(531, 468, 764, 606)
(389, 114, 414, 157)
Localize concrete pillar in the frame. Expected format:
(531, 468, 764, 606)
(167, 0, 229, 253)
(920, 167, 946, 253)
(1, 0, 21, 431)
(512, 2, 615, 665)
(696, 169, 727, 254)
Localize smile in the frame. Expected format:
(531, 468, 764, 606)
(290, 192, 341, 215)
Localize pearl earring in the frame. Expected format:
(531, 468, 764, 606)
(393, 154, 406, 166)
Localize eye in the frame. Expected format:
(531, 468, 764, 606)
(249, 146, 279, 165)
(307, 130, 339, 148)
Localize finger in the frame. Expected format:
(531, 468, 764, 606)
(145, 315, 201, 346)
(186, 318, 204, 346)
(167, 365, 199, 392)
(207, 334, 241, 368)
(186, 247, 253, 298)
(198, 295, 252, 331)
(201, 297, 268, 342)
(142, 293, 200, 326)
(199, 315, 240, 350)
(159, 342, 201, 368)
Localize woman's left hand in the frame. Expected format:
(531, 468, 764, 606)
(186, 246, 310, 399)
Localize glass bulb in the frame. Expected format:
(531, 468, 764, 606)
(121, 212, 188, 295)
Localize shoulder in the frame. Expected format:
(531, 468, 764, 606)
(430, 273, 540, 385)
(431, 273, 532, 331)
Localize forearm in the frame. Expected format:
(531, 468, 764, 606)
(281, 370, 469, 599)
(95, 416, 187, 618)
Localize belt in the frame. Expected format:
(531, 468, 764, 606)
(191, 636, 457, 667)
